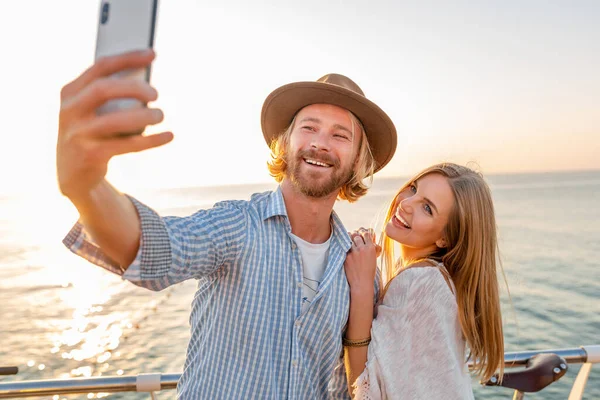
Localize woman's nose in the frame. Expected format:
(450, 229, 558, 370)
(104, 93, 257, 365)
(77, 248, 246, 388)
(399, 197, 413, 213)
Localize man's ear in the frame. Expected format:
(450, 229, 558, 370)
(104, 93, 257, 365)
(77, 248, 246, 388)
(436, 238, 447, 248)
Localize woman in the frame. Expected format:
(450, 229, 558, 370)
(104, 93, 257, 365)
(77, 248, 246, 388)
(343, 163, 505, 399)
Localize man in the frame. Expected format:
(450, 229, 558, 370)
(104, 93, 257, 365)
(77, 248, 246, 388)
(57, 50, 397, 399)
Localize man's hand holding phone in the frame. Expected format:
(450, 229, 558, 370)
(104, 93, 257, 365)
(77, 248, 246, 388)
(55, 2, 167, 267)
(56, 50, 173, 202)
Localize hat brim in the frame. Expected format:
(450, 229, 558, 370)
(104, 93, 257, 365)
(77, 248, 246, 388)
(261, 81, 397, 173)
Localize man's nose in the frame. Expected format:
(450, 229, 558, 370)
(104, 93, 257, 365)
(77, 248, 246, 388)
(310, 132, 331, 151)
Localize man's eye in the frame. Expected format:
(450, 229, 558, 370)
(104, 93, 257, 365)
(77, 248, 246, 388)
(302, 126, 316, 131)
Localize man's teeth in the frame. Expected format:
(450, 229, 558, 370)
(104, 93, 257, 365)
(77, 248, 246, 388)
(396, 213, 410, 228)
(305, 159, 330, 167)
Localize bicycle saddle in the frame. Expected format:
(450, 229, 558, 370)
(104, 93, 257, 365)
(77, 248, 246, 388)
(483, 353, 568, 393)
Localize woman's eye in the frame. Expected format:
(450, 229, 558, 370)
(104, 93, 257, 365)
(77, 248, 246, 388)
(409, 184, 417, 193)
(424, 204, 432, 215)
(302, 126, 315, 131)
(334, 134, 349, 140)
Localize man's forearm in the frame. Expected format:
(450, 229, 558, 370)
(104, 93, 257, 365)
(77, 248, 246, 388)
(70, 179, 141, 269)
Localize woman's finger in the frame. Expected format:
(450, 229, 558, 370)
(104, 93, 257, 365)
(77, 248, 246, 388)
(359, 228, 373, 246)
(369, 228, 377, 244)
(352, 234, 365, 246)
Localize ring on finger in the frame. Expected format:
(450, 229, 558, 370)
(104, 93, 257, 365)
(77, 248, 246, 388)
(359, 228, 370, 240)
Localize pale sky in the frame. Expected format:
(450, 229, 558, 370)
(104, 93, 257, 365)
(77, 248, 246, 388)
(1, 0, 598, 196)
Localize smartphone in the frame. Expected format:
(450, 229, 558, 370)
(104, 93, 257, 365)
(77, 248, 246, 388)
(94, 0, 159, 127)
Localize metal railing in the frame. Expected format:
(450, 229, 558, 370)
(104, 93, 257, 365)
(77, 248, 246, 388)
(0, 373, 179, 399)
(468, 346, 590, 369)
(1, 345, 598, 399)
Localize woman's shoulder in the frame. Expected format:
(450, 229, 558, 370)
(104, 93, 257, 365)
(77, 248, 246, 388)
(396, 262, 449, 285)
(385, 264, 455, 302)
(377, 264, 460, 325)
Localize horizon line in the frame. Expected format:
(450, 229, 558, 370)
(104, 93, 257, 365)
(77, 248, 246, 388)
(1, 167, 599, 199)
(128, 166, 600, 193)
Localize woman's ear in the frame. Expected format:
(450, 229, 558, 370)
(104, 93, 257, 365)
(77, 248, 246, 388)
(436, 238, 447, 248)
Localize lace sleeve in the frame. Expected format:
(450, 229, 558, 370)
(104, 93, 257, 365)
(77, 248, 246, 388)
(352, 350, 383, 400)
(353, 370, 375, 400)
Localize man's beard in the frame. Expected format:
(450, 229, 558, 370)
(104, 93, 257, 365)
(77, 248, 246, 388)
(286, 149, 354, 198)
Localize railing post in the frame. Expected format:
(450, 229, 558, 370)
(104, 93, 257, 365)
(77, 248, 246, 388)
(512, 391, 524, 400)
(568, 363, 593, 400)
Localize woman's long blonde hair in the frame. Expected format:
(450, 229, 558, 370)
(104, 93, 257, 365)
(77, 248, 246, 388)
(380, 163, 505, 382)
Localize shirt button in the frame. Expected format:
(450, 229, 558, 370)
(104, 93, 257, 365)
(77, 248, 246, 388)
(295, 320, 301, 327)
(292, 360, 298, 367)
(297, 282, 302, 288)
(291, 243, 297, 249)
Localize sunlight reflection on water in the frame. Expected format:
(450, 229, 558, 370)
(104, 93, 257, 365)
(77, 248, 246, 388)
(1, 173, 599, 399)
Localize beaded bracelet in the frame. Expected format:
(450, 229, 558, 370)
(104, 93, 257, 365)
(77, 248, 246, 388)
(342, 336, 371, 347)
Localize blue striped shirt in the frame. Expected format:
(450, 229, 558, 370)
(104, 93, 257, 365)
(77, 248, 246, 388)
(64, 187, 361, 399)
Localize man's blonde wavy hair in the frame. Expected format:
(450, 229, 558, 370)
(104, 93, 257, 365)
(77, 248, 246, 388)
(267, 110, 376, 202)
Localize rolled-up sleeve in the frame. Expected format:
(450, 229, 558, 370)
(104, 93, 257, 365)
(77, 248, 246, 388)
(63, 196, 248, 291)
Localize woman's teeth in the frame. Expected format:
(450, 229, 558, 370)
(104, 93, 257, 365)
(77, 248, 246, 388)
(395, 213, 411, 229)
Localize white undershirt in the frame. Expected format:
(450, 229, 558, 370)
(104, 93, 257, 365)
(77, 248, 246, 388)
(289, 232, 331, 312)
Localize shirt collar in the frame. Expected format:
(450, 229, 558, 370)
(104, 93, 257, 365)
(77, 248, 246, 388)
(263, 186, 288, 220)
(330, 209, 352, 250)
(263, 186, 352, 251)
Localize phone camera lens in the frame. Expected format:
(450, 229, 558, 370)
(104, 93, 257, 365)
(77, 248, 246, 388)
(101, 2, 110, 24)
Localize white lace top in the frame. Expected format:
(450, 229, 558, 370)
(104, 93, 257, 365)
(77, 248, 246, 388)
(353, 265, 475, 400)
